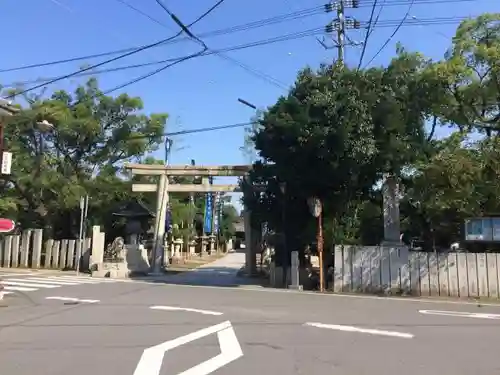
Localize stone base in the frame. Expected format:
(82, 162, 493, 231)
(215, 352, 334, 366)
(288, 284, 303, 291)
(92, 262, 133, 279)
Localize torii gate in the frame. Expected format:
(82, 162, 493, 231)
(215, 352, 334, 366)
(124, 163, 258, 275)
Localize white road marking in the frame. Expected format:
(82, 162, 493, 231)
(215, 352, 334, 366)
(25, 277, 81, 285)
(304, 322, 414, 339)
(150, 305, 223, 316)
(1, 280, 60, 288)
(4, 285, 38, 292)
(0, 272, 35, 277)
(419, 309, 500, 320)
(45, 296, 100, 304)
(133, 320, 243, 375)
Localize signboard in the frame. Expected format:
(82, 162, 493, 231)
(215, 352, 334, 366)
(0, 219, 16, 233)
(1, 151, 12, 175)
(465, 217, 500, 242)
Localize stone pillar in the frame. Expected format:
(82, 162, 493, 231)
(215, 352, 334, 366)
(243, 208, 257, 275)
(288, 250, 302, 290)
(226, 238, 233, 252)
(44, 239, 53, 268)
(90, 225, 104, 267)
(152, 173, 168, 273)
(3, 236, 12, 268)
(20, 230, 32, 267)
(67, 239, 76, 268)
(382, 173, 401, 245)
(31, 229, 43, 268)
(59, 240, 68, 269)
(11, 235, 20, 267)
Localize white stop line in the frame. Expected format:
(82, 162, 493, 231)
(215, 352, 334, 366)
(419, 309, 500, 320)
(304, 322, 414, 339)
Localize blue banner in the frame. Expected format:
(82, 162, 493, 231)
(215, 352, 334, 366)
(165, 205, 172, 233)
(203, 193, 213, 234)
(213, 193, 221, 233)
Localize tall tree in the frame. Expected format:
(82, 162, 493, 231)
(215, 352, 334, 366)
(2, 78, 167, 237)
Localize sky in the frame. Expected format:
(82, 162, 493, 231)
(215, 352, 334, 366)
(0, 0, 497, 211)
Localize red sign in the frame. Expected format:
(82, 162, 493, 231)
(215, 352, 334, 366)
(0, 219, 16, 233)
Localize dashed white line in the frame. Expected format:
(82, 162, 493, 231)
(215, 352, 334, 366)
(304, 322, 414, 339)
(150, 305, 224, 316)
(419, 309, 500, 320)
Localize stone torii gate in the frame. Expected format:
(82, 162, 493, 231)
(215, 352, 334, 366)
(124, 163, 258, 275)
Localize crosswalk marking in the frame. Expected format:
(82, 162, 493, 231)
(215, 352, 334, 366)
(2, 280, 60, 288)
(23, 277, 81, 285)
(0, 275, 124, 297)
(4, 286, 38, 292)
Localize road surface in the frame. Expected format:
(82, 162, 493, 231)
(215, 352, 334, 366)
(1, 252, 500, 374)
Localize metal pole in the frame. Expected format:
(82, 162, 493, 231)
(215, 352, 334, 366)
(337, 0, 345, 65)
(318, 212, 325, 292)
(77, 196, 85, 275)
(0, 121, 4, 174)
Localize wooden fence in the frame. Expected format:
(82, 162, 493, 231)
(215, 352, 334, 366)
(0, 229, 91, 270)
(332, 245, 500, 298)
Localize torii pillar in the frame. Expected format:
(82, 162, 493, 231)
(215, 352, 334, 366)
(125, 163, 258, 275)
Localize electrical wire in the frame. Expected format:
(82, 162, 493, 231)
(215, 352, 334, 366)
(357, 0, 378, 69)
(131, 0, 289, 90)
(3, 0, 235, 100)
(368, 0, 387, 38)
(362, 0, 416, 69)
(3, 27, 323, 88)
(0, 6, 324, 74)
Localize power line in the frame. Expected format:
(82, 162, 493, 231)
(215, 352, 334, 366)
(3, 27, 323, 88)
(4, 0, 232, 100)
(0, 6, 324, 74)
(362, 0, 416, 68)
(133, 0, 290, 90)
(358, 0, 379, 69)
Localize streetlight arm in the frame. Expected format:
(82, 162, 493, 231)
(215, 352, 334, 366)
(237, 98, 257, 110)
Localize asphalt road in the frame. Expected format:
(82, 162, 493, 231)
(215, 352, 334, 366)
(1, 254, 500, 375)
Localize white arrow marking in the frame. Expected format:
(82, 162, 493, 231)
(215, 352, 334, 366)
(150, 305, 223, 316)
(304, 322, 414, 339)
(133, 320, 243, 375)
(419, 309, 500, 320)
(45, 296, 100, 304)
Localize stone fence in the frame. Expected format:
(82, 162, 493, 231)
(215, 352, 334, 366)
(0, 226, 106, 272)
(270, 245, 500, 299)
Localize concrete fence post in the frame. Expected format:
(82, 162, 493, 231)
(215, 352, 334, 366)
(288, 250, 303, 290)
(59, 240, 68, 269)
(2, 236, 12, 268)
(20, 230, 32, 267)
(52, 240, 60, 268)
(11, 235, 20, 268)
(32, 229, 43, 268)
(67, 240, 76, 268)
(44, 239, 54, 268)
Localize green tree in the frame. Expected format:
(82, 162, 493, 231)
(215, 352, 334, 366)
(2, 78, 167, 237)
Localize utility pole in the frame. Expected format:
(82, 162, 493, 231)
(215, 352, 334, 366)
(323, 0, 360, 65)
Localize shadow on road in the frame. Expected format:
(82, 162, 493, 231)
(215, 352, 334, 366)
(129, 266, 270, 288)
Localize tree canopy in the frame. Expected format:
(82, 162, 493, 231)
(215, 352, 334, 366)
(244, 13, 500, 255)
(0, 78, 238, 242)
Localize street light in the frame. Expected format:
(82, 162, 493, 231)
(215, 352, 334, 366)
(237, 98, 257, 110)
(307, 196, 324, 292)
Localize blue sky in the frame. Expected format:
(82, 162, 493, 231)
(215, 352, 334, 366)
(0, 0, 497, 211)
